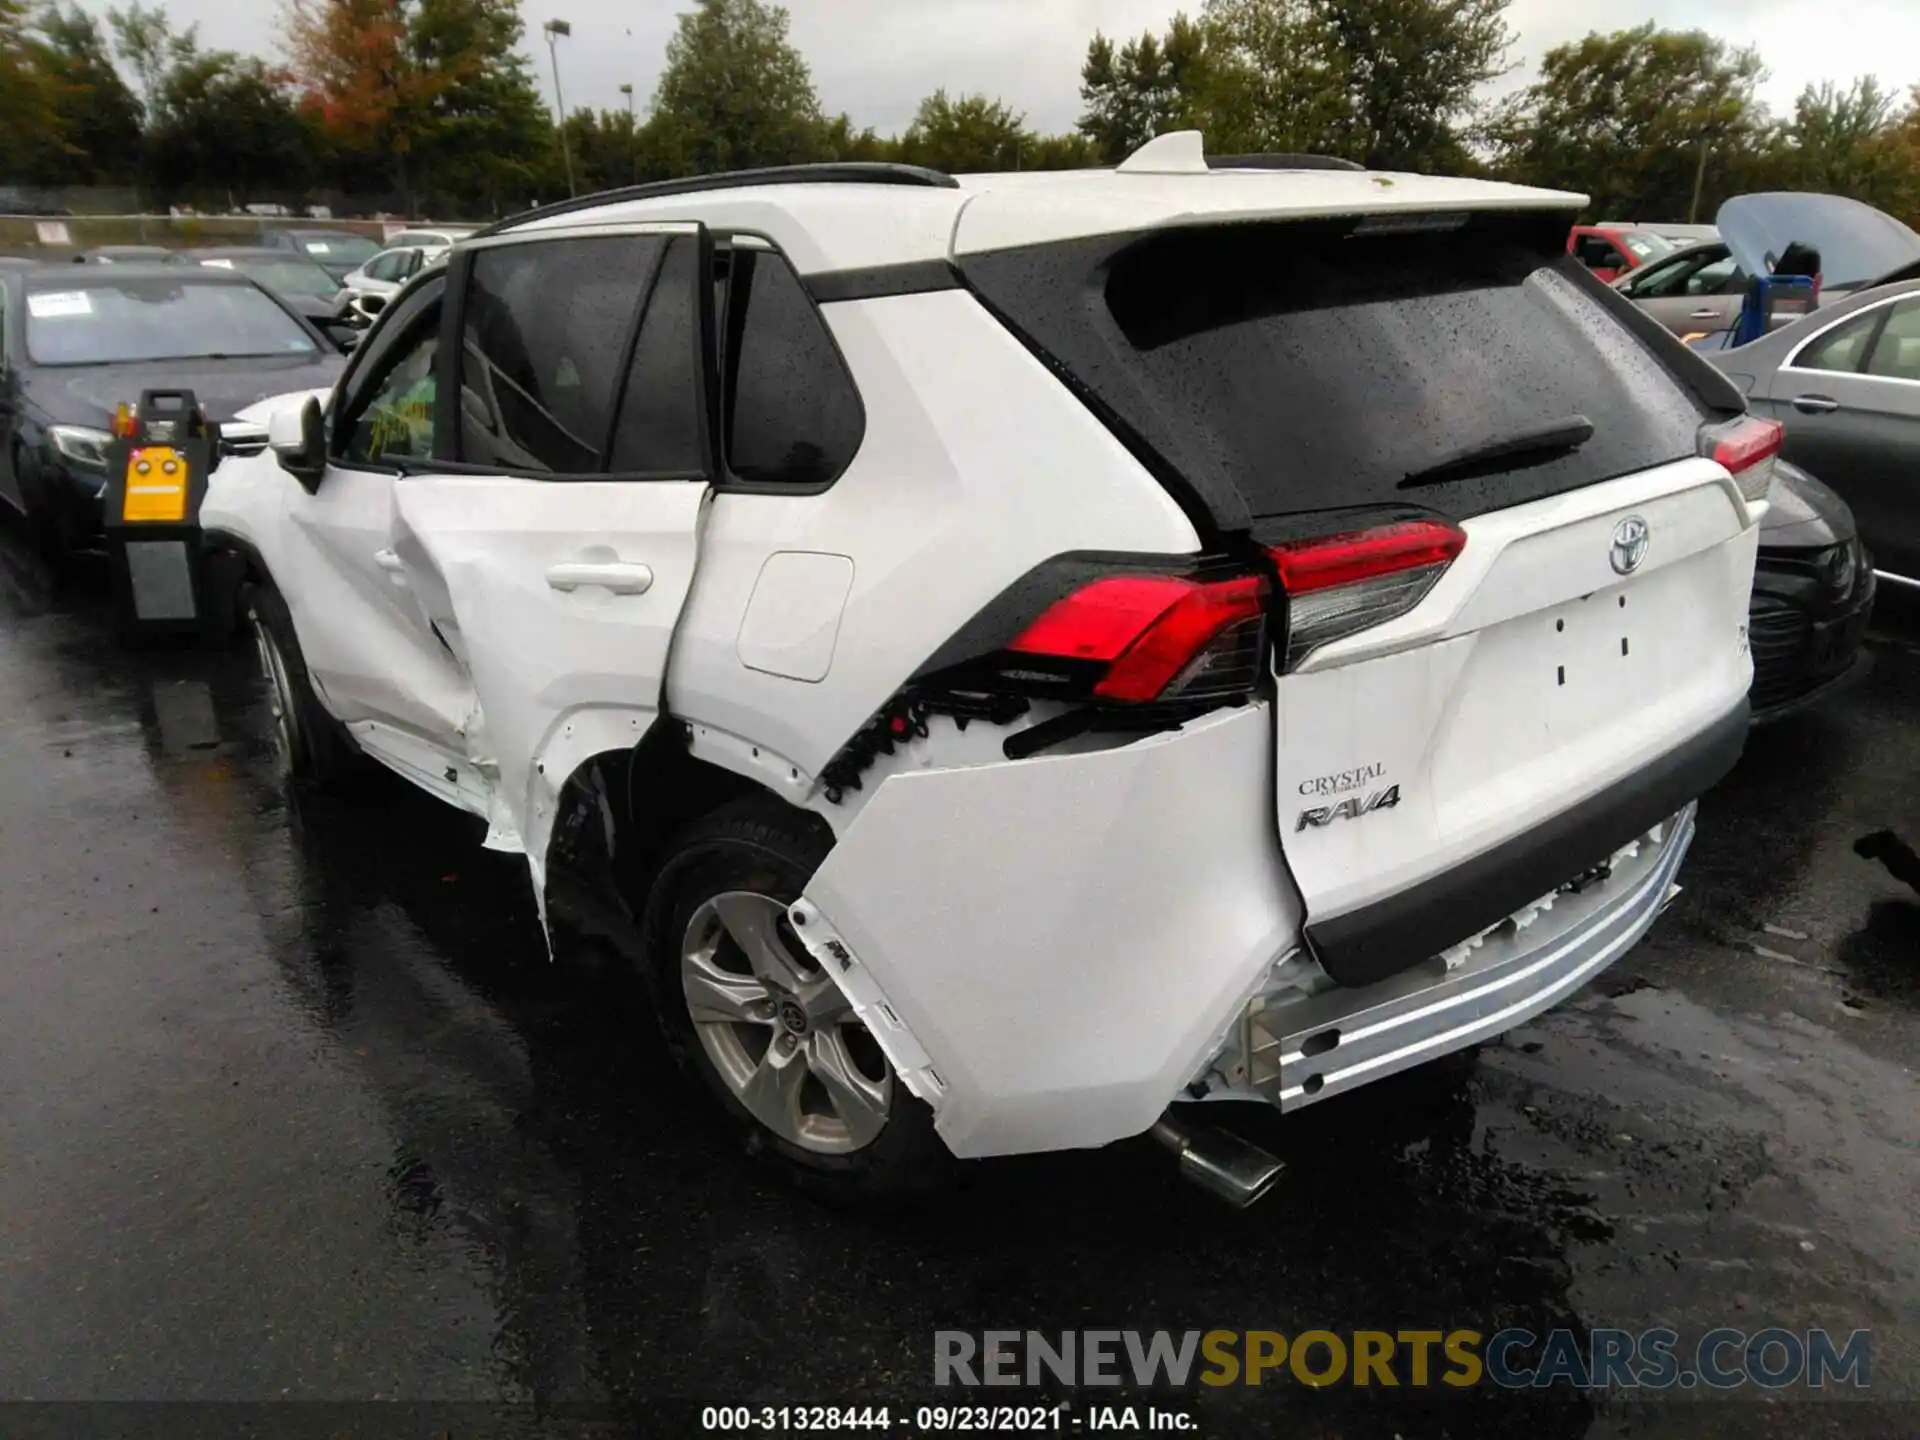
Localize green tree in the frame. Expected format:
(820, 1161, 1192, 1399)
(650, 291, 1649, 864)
(1025, 131, 1100, 170)
(1490, 24, 1768, 220)
(1768, 78, 1913, 215)
(148, 52, 321, 205)
(898, 90, 1031, 173)
(648, 0, 824, 174)
(1308, 0, 1509, 170)
(814, 112, 896, 164)
(1077, 14, 1209, 164)
(106, 2, 197, 120)
(28, 4, 144, 183)
(407, 0, 553, 214)
(0, 0, 64, 182)
(1193, 0, 1344, 155)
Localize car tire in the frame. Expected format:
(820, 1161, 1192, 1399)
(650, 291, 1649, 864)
(241, 575, 369, 793)
(638, 796, 952, 1204)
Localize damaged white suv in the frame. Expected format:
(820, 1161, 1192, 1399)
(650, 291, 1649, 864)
(202, 133, 1773, 1204)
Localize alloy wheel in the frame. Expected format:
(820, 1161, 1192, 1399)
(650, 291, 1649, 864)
(680, 890, 893, 1154)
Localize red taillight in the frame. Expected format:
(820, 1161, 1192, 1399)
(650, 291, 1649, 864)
(1704, 415, 1783, 474)
(1267, 520, 1466, 593)
(1006, 575, 1195, 662)
(1008, 572, 1265, 704)
(1267, 519, 1467, 669)
(1700, 414, 1782, 502)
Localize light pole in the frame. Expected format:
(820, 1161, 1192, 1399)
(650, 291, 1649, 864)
(544, 18, 575, 198)
(619, 82, 636, 184)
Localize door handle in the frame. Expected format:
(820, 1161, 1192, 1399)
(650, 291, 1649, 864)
(374, 548, 406, 572)
(1792, 395, 1840, 414)
(545, 561, 654, 595)
(1688, 308, 1722, 319)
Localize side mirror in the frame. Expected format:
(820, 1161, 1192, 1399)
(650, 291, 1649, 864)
(270, 396, 327, 493)
(351, 292, 388, 324)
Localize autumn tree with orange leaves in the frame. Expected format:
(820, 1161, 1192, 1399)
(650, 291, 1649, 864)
(283, 0, 541, 211)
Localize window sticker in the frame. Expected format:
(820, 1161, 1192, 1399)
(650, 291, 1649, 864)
(304, 242, 332, 255)
(27, 291, 94, 318)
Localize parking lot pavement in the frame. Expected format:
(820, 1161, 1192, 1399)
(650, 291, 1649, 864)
(0, 534, 1914, 1439)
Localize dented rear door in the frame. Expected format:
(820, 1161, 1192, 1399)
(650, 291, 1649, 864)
(391, 222, 713, 866)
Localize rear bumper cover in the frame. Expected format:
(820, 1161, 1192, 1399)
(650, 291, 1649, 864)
(1305, 700, 1747, 987)
(1234, 805, 1695, 1111)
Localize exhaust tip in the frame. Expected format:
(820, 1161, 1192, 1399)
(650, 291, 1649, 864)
(1150, 1114, 1284, 1209)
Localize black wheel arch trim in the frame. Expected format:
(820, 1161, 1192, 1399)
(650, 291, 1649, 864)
(1305, 698, 1750, 988)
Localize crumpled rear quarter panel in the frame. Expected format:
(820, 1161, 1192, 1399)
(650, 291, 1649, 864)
(798, 706, 1301, 1158)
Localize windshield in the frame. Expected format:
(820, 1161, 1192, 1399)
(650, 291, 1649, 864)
(25, 278, 318, 366)
(295, 233, 380, 265)
(227, 257, 341, 298)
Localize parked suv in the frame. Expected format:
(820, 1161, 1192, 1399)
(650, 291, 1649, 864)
(200, 134, 1767, 1203)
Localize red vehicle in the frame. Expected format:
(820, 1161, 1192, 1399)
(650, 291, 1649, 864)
(1566, 224, 1676, 282)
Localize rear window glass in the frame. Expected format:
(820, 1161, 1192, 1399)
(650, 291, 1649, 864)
(25, 278, 316, 366)
(963, 218, 1712, 522)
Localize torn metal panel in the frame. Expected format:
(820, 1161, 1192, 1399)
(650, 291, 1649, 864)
(387, 477, 710, 950)
(797, 705, 1301, 1159)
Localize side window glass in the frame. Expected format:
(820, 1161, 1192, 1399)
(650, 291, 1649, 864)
(1626, 258, 1685, 298)
(1793, 310, 1881, 375)
(1862, 299, 1920, 382)
(338, 306, 441, 466)
(607, 237, 705, 475)
(457, 234, 662, 473)
(363, 254, 392, 282)
(1685, 256, 1737, 296)
(721, 246, 864, 486)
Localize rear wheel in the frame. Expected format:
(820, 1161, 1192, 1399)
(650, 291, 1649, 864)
(639, 797, 951, 1202)
(243, 576, 367, 792)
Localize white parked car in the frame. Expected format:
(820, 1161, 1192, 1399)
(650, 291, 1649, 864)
(382, 225, 476, 250)
(201, 134, 1768, 1204)
(339, 244, 445, 304)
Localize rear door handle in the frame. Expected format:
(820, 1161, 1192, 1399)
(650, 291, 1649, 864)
(1792, 395, 1840, 414)
(545, 561, 654, 595)
(1688, 308, 1722, 319)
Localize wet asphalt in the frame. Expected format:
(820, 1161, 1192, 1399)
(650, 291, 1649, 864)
(0, 524, 1915, 1440)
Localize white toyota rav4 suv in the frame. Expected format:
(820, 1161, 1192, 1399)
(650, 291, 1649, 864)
(201, 134, 1773, 1204)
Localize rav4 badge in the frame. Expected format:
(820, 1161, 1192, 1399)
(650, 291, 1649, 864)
(1296, 785, 1401, 832)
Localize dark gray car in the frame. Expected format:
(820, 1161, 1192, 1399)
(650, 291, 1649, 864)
(1710, 277, 1920, 583)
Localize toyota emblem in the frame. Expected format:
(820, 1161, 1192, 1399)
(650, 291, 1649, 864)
(1610, 515, 1650, 576)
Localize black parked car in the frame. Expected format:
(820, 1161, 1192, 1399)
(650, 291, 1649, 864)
(74, 245, 185, 265)
(187, 247, 366, 350)
(1749, 459, 1876, 719)
(0, 264, 347, 563)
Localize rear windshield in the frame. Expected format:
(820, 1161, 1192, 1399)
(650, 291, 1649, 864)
(962, 216, 1712, 523)
(25, 277, 316, 366)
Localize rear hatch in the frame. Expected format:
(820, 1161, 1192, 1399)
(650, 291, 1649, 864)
(960, 206, 1761, 986)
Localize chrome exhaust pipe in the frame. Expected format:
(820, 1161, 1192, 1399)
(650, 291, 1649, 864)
(1150, 1113, 1284, 1209)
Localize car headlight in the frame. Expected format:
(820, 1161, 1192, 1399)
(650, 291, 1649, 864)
(47, 424, 114, 473)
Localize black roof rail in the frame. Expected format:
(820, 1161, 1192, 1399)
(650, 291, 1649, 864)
(474, 162, 960, 238)
(1206, 153, 1366, 173)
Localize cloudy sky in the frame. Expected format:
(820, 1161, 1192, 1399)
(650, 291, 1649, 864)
(92, 0, 1920, 138)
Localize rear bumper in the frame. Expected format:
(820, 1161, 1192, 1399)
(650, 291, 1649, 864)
(1305, 700, 1746, 987)
(1228, 805, 1694, 1111)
